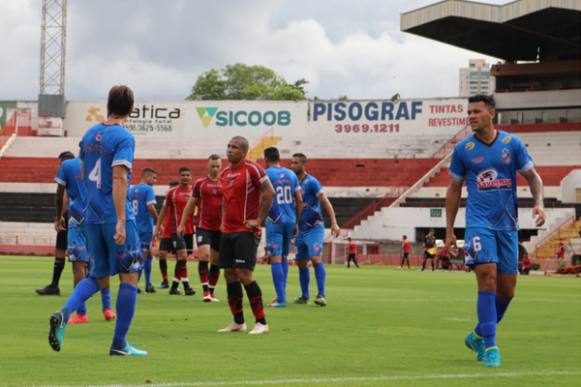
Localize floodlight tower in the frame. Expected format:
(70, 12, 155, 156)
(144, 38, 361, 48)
(39, 0, 67, 118)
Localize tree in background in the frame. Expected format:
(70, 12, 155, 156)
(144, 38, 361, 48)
(187, 63, 308, 101)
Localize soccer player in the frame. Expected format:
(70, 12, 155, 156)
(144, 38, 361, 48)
(400, 235, 411, 269)
(346, 237, 359, 268)
(55, 152, 116, 323)
(289, 153, 341, 306)
(178, 154, 223, 302)
(422, 229, 436, 271)
(129, 168, 159, 293)
(218, 136, 274, 335)
(157, 180, 179, 288)
(446, 94, 545, 368)
(155, 167, 195, 296)
(35, 152, 74, 296)
(48, 85, 147, 356)
(263, 146, 303, 307)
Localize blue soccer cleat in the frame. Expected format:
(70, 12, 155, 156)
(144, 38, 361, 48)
(483, 346, 501, 368)
(109, 343, 148, 357)
(48, 311, 66, 352)
(464, 331, 485, 361)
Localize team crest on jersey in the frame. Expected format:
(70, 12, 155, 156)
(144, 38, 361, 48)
(465, 142, 475, 151)
(95, 134, 102, 141)
(476, 168, 512, 191)
(502, 136, 512, 144)
(502, 148, 511, 164)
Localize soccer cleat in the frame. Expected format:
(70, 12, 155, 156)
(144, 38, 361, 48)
(48, 311, 66, 352)
(249, 322, 269, 335)
(36, 285, 60, 296)
(184, 287, 196, 296)
(158, 280, 169, 289)
(218, 322, 247, 333)
(136, 287, 142, 294)
(293, 296, 309, 305)
(169, 287, 181, 295)
(202, 292, 212, 302)
(109, 343, 148, 357)
(145, 284, 156, 293)
(103, 308, 116, 321)
(68, 314, 89, 324)
(314, 296, 327, 307)
(268, 299, 286, 308)
(464, 331, 486, 361)
(483, 346, 501, 368)
(210, 296, 220, 302)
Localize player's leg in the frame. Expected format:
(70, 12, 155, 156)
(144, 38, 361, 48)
(307, 226, 326, 306)
(266, 222, 286, 307)
(109, 220, 147, 356)
(421, 252, 427, 271)
(495, 230, 519, 325)
(196, 230, 211, 300)
(235, 232, 268, 334)
(207, 232, 221, 301)
(139, 231, 155, 293)
(218, 233, 246, 332)
(294, 232, 310, 304)
(182, 233, 195, 294)
(37, 229, 68, 295)
(158, 238, 170, 288)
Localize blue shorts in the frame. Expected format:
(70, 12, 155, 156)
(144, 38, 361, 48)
(296, 225, 325, 260)
(67, 224, 89, 263)
(138, 230, 153, 252)
(464, 227, 518, 275)
(85, 220, 143, 278)
(266, 221, 295, 257)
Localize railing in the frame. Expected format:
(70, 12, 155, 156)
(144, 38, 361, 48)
(432, 124, 471, 159)
(0, 133, 16, 158)
(532, 214, 577, 259)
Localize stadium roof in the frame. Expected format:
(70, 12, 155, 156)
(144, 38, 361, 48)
(401, 0, 581, 61)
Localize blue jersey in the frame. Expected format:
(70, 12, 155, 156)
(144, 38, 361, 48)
(450, 130, 533, 231)
(298, 174, 324, 231)
(267, 166, 300, 224)
(79, 123, 136, 224)
(55, 157, 87, 226)
(128, 183, 156, 234)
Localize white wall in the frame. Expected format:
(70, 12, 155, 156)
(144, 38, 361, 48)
(561, 170, 581, 203)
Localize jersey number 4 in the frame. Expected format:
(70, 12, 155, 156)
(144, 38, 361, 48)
(88, 158, 102, 189)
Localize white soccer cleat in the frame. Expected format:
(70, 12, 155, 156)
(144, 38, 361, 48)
(248, 322, 269, 335)
(218, 322, 247, 333)
(210, 296, 220, 302)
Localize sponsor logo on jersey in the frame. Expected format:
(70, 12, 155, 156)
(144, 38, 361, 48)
(476, 168, 512, 191)
(471, 156, 484, 164)
(502, 136, 512, 144)
(465, 142, 475, 151)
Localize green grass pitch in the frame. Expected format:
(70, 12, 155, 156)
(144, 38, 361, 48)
(0, 255, 579, 386)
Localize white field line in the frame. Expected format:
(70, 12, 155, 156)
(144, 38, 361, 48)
(37, 370, 581, 387)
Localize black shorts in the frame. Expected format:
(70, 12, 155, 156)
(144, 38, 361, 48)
(402, 252, 410, 259)
(348, 253, 357, 261)
(56, 229, 68, 251)
(424, 251, 435, 259)
(196, 228, 222, 251)
(160, 233, 193, 254)
(219, 232, 259, 270)
(159, 236, 177, 254)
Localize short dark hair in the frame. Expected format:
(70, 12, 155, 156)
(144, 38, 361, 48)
(292, 153, 307, 163)
(208, 154, 221, 161)
(58, 151, 74, 161)
(468, 94, 495, 110)
(179, 166, 191, 174)
(107, 85, 134, 118)
(347, 237, 352, 241)
(141, 168, 156, 176)
(264, 147, 280, 162)
(403, 235, 407, 240)
(230, 136, 249, 152)
(168, 180, 179, 187)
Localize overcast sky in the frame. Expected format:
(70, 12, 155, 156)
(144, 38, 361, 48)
(0, 0, 505, 101)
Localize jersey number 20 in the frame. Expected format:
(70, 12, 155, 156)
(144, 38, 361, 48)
(276, 186, 292, 204)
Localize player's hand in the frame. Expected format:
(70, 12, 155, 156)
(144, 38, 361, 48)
(445, 233, 458, 258)
(293, 225, 299, 238)
(245, 219, 260, 229)
(114, 220, 126, 245)
(176, 224, 184, 237)
(54, 216, 66, 231)
(532, 206, 546, 227)
(330, 223, 341, 238)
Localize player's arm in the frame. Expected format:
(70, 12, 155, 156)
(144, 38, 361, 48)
(177, 197, 197, 236)
(155, 202, 168, 238)
(246, 178, 275, 228)
(319, 192, 340, 238)
(445, 178, 463, 256)
(112, 165, 129, 245)
(147, 203, 159, 225)
(520, 167, 546, 227)
(54, 185, 66, 231)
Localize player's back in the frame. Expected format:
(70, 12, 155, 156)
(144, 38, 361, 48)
(56, 157, 85, 205)
(80, 123, 135, 224)
(298, 173, 324, 230)
(267, 166, 299, 224)
(129, 183, 156, 233)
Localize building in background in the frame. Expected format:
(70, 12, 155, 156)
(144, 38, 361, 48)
(459, 59, 495, 97)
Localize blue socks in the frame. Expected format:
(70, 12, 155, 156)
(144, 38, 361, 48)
(112, 283, 138, 350)
(144, 255, 153, 286)
(61, 277, 100, 321)
(496, 296, 511, 324)
(476, 291, 497, 348)
(299, 267, 310, 299)
(271, 262, 286, 304)
(281, 257, 289, 283)
(100, 287, 112, 310)
(313, 263, 326, 298)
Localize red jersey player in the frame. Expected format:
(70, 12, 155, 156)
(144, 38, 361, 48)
(217, 136, 274, 335)
(156, 167, 195, 295)
(178, 154, 223, 302)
